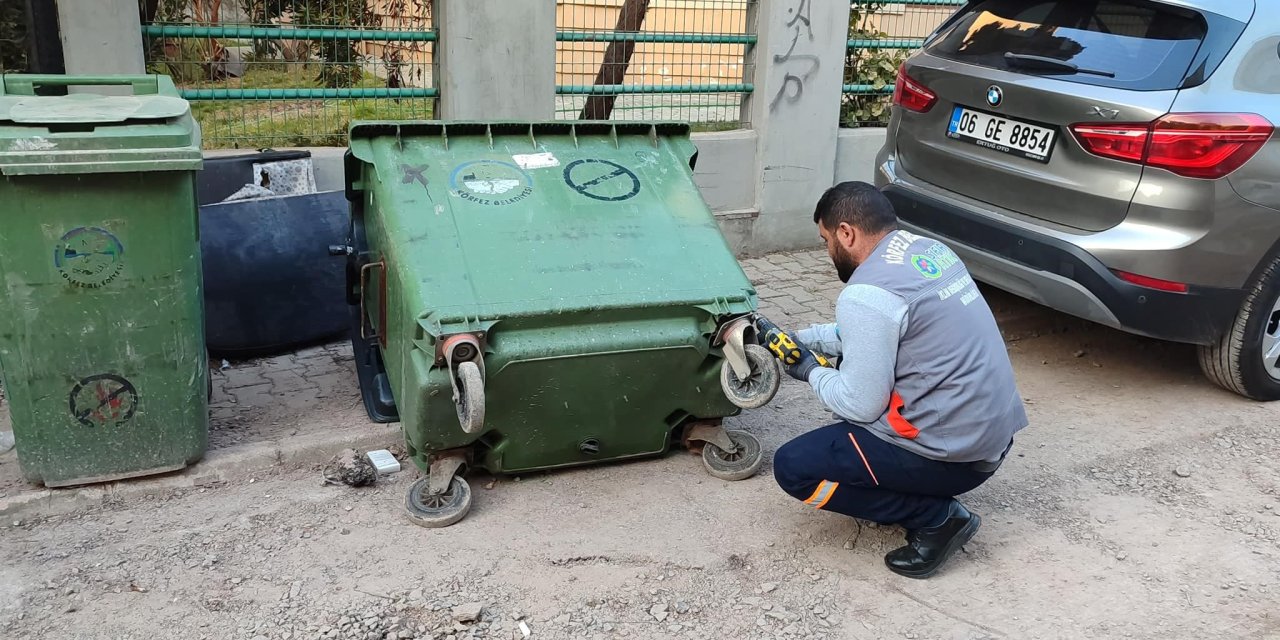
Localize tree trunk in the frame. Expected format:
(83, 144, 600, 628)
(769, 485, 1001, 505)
(578, 0, 650, 120)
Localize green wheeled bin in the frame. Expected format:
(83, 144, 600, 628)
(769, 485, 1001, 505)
(0, 75, 208, 487)
(342, 121, 781, 527)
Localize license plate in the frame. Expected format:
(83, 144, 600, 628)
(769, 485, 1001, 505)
(947, 106, 1056, 163)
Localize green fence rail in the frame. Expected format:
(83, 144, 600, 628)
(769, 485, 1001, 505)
(182, 87, 437, 100)
(557, 83, 751, 96)
(142, 24, 437, 42)
(556, 31, 756, 45)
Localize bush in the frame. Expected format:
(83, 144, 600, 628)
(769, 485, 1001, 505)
(841, 1, 909, 128)
(0, 0, 28, 73)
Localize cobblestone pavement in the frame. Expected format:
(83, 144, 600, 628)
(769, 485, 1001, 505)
(208, 342, 363, 450)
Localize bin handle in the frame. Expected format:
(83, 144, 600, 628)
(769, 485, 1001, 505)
(3, 75, 161, 96)
(359, 260, 386, 345)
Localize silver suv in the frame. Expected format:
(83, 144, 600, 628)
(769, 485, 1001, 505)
(876, 0, 1280, 400)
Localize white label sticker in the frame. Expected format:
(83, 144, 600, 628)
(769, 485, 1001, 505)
(512, 152, 560, 170)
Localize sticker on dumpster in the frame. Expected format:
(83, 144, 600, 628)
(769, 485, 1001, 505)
(513, 152, 560, 170)
(53, 227, 125, 288)
(564, 159, 641, 202)
(69, 374, 138, 428)
(449, 160, 534, 206)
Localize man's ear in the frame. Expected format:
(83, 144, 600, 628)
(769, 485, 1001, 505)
(837, 222, 858, 249)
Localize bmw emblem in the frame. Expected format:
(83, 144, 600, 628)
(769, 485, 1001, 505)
(986, 85, 1003, 108)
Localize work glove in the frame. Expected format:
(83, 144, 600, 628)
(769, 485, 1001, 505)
(782, 341, 822, 382)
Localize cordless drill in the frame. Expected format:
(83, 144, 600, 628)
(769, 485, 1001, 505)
(754, 316, 834, 369)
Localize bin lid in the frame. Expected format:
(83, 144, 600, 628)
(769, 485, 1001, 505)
(346, 121, 755, 322)
(0, 74, 202, 175)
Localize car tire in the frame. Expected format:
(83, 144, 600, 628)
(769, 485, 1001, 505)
(1199, 255, 1280, 401)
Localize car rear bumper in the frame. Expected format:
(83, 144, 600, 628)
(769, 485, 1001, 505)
(879, 181, 1244, 346)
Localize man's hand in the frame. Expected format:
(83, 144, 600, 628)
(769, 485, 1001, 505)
(755, 315, 823, 382)
(782, 342, 821, 382)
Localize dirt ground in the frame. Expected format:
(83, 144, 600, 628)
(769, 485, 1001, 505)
(1, 252, 1278, 640)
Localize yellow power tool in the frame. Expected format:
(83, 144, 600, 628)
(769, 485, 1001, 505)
(755, 316, 834, 369)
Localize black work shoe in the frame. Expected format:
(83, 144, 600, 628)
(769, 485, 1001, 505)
(884, 502, 981, 579)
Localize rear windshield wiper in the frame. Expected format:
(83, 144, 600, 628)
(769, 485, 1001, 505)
(1003, 52, 1116, 78)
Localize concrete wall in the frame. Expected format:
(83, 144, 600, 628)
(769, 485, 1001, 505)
(834, 128, 889, 186)
(57, 0, 145, 77)
(435, 0, 557, 119)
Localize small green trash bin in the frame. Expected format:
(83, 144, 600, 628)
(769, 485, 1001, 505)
(0, 74, 208, 487)
(344, 121, 781, 527)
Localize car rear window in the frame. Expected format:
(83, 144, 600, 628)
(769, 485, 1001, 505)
(926, 0, 1210, 91)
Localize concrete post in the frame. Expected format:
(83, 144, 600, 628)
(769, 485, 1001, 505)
(56, 0, 146, 76)
(434, 0, 556, 120)
(745, 0, 853, 254)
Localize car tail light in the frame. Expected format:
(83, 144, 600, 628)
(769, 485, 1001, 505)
(1113, 270, 1188, 294)
(892, 65, 937, 113)
(1072, 113, 1274, 179)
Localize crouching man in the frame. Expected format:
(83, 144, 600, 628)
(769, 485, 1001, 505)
(765, 181, 1027, 579)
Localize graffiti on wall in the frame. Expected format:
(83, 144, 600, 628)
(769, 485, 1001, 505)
(770, 0, 820, 111)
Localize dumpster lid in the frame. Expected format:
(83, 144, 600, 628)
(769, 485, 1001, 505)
(344, 121, 756, 322)
(0, 74, 201, 175)
(0, 94, 191, 125)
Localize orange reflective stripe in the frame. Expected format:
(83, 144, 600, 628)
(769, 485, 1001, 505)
(804, 480, 839, 510)
(803, 481, 827, 505)
(887, 391, 920, 440)
(812, 482, 838, 509)
(847, 432, 880, 486)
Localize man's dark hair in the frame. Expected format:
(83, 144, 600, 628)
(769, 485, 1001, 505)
(813, 181, 898, 234)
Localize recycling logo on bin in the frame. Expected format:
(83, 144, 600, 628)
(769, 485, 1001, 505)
(449, 160, 534, 206)
(564, 159, 641, 202)
(69, 374, 139, 428)
(53, 227, 124, 288)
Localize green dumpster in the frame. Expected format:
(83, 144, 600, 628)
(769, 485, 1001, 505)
(0, 75, 208, 487)
(343, 121, 780, 527)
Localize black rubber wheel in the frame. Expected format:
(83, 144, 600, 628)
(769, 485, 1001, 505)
(701, 430, 763, 481)
(720, 344, 781, 409)
(1199, 254, 1280, 401)
(455, 361, 486, 433)
(404, 476, 472, 528)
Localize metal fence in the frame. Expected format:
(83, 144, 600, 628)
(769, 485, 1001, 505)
(842, 0, 962, 128)
(0, 0, 29, 73)
(141, 0, 436, 149)
(555, 0, 757, 129)
(135, 0, 952, 147)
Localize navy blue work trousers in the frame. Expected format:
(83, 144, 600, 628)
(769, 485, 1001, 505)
(773, 421, 999, 530)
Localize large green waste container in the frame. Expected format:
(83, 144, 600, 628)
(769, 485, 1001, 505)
(0, 75, 208, 487)
(343, 121, 780, 527)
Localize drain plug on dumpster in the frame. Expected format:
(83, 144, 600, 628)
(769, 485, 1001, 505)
(579, 438, 601, 455)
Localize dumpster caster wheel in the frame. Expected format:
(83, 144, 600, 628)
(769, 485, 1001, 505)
(454, 361, 486, 434)
(702, 430, 763, 481)
(404, 476, 472, 528)
(720, 344, 780, 410)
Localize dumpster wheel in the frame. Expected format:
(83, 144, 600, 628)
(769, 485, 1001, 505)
(720, 344, 780, 409)
(454, 361, 486, 434)
(404, 475, 473, 528)
(701, 430, 763, 481)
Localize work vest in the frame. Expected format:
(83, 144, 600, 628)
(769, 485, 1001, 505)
(853, 230, 1028, 462)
